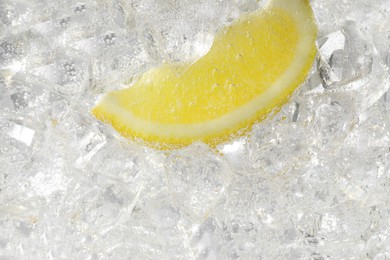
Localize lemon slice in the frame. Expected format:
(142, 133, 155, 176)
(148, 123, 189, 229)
(92, 0, 317, 148)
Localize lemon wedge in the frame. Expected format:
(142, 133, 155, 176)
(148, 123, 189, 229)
(92, 0, 317, 148)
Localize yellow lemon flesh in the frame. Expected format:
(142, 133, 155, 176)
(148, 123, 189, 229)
(92, 0, 318, 148)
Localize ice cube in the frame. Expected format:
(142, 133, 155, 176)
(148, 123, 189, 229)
(0, 35, 27, 69)
(29, 171, 67, 198)
(317, 22, 390, 110)
(165, 145, 233, 220)
(189, 218, 228, 259)
(31, 56, 89, 96)
(318, 30, 346, 62)
(75, 126, 107, 167)
(7, 123, 35, 146)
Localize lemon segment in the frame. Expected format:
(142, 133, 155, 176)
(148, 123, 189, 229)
(92, 0, 318, 148)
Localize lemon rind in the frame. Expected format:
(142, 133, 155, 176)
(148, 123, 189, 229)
(92, 0, 318, 148)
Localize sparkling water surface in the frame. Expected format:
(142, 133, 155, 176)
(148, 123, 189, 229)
(1, 0, 390, 259)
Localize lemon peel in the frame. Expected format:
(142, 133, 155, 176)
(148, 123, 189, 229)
(92, 0, 318, 149)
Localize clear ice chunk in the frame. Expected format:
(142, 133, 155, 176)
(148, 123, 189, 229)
(317, 30, 346, 85)
(316, 21, 390, 111)
(31, 55, 89, 96)
(7, 123, 35, 146)
(75, 127, 107, 166)
(165, 145, 233, 219)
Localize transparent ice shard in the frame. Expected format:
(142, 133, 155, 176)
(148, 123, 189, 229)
(30, 55, 89, 96)
(0, 94, 14, 111)
(7, 123, 35, 146)
(75, 125, 107, 167)
(0, 73, 47, 113)
(189, 218, 228, 260)
(142, 198, 194, 259)
(317, 30, 346, 86)
(317, 21, 390, 111)
(90, 38, 149, 93)
(0, 3, 22, 28)
(165, 145, 233, 220)
(10, 92, 31, 110)
(29, 171, 67, 198)
(0, 116, 37, 159)
(86, 141, 143, 182)
(131, 0, 244, 63)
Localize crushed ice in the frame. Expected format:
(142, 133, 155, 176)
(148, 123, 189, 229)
(1, 0, 390, 259)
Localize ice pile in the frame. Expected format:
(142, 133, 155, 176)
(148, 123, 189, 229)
(1, 0, 390, 259)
